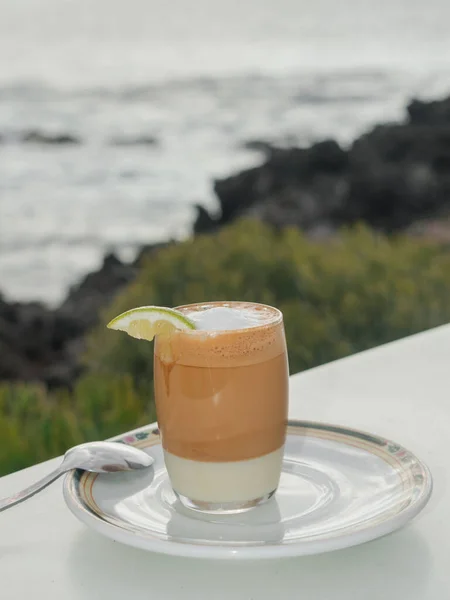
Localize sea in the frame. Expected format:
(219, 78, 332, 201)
(0, 0, 449, 305)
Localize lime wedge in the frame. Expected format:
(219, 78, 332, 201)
(107, 306, 196, 341)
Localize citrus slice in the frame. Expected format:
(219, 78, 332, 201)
(107, 306, 196, 341)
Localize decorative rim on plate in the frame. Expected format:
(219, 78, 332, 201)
(63, 420, 433, 559)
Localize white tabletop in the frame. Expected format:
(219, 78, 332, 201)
(1, 324, 448, 599)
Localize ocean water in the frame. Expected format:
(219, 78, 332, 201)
(0, 0, 449, 305)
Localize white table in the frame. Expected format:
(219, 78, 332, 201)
(1, 324, 448, 599)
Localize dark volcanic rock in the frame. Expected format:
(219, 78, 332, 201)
(0, 295, 83, 388)
(350, 123, 450, 171)
(199, 97, 450, 235)
(407, 97, 450, 125)
(59, 253, 136, 330)
(193, 204, 220, 234)
(0, 253, 136, 387)
(110, 135, 158, 146)
(241, 140, 277, 155)
(338, 163, 442, 231)
(207, 140, 349, 232)
(21, 130, 80, 145)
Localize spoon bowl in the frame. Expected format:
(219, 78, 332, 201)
(63, 441, 154, 473)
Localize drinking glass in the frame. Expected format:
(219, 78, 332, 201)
(154, 301, 289, 513)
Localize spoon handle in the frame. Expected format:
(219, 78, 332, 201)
(0, 467, 64, 512)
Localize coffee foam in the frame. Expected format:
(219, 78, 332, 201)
(185, 305, 276, 332)
(156, 302, 285, 368)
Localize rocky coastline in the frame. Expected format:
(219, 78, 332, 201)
(1, 95, 450, 387)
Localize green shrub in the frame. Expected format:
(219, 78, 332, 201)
(87, 219, 450, 384)
(0, 375, 154, 476)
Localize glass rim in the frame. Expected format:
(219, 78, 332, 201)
(173, 300, 283, 335)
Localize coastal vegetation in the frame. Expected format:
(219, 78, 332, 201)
(2, 219, 450, 475)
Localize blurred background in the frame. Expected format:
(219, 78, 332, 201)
(1, 0, 450, 474)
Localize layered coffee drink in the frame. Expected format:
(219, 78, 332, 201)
(154, 301, 289, 513)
